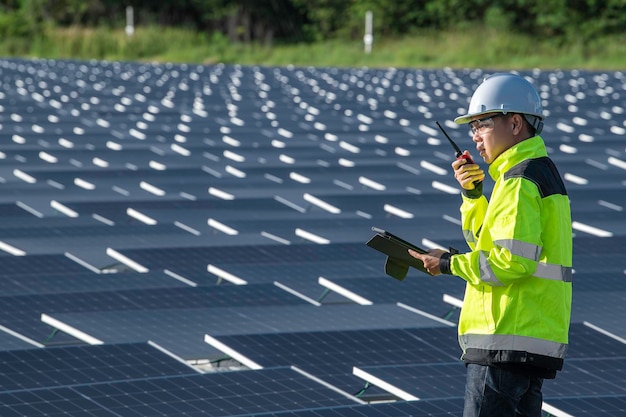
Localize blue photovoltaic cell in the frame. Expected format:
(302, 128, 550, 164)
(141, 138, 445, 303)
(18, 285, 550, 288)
(0, 342, 197, 392)
(572, 271, 626, 293)
(210, 327, 461, 368)
(206, 259, 384, 287)
(116, 242, 379, 282)
(0, 283, 306, 345)
(570, 291, 626, 340)
(44, 304, 450, 360)
(319, 276, 466, 317)
(346, 324, 626, 403)
(0, 202, 42, 219)
(0, 329, 37, 352)
(566, 323, 626, 358)
(206, 327, 461, 393)
(0, 271, 189, 296)
(355, 362, 466, 400)
(0, 254, 86, 277)
(0, 368, 359, 417)
(5, 222, 208, 257)
(544, 358, 626, 399)
(0, 387, 118, 417)
(232, 398, 467, 417)
(544, 396, 626, 417)
(74, 368, 357, 416)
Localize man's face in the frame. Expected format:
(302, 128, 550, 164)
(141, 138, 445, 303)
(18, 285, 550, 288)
(469, 113, 513, 164)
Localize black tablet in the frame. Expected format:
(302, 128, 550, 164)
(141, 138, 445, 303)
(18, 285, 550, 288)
(366, 227, 430, 280)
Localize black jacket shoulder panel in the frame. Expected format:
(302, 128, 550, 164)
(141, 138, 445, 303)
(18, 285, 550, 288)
(504, 157, 568, 198)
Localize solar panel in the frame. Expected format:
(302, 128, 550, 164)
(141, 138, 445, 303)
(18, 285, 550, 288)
(0, 202, 69, 225)
(318, 276, 466, 318)
(205, 327, 460, 394)
(0, 283, 307, 348)
(355, 357, 626, 403)
(574, 235, 626, 252)
(0, 271, 190, 296)
(573, 271, 626, 293)
(230, 398, 467, 417)
(570, 292, 626, 339)
(353, 362, 466, 401)
(0, 327, 40, 351)
(543, 396, 626, 417)
(0, 342, 197, 392)
(345, 324, 626, 407)
(0, 367, 360, 416)
(116, 242, 386, 285)
(43, 304, 451, 360)
(0, 254, 86, 276)
(0, 59, 625, 416)
(566, 323, 626, 358)
(544, 358, 626, 399)
(214, 259, 384, 285)
(6, 223, 212, 257)
(0, 387, 118, 417)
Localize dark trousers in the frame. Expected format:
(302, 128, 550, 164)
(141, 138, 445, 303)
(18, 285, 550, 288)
(463, 364, 544, 417)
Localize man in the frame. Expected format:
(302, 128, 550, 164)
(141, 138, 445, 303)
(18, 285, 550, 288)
(409, 73, 572, 417)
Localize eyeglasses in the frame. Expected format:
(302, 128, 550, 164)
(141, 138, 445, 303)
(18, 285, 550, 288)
(468, 114, 506, 135)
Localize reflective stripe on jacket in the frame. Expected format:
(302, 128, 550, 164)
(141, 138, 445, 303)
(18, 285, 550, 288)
(450, 135, 573, 371)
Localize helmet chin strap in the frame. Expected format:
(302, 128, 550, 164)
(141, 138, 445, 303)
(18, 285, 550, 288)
(524, 114, 544, 135)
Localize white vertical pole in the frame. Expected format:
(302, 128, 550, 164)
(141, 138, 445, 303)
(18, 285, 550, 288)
(364, 11, 373, 54)
(125, 6, 135, 37)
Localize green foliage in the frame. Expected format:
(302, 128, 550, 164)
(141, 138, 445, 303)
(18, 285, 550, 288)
(483, 6, 513, 32)
(1, 0, 625, 45)
(0, 8, 34, 38)
(0, 0, 624, 70)
(12, 24, 625, 71)
(290, 0, 349, 41)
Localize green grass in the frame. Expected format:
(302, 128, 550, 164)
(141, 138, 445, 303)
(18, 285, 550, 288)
(9, 25, 626, 70)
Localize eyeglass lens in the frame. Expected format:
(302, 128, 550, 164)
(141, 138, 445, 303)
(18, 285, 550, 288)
(469, 115, 498, 135)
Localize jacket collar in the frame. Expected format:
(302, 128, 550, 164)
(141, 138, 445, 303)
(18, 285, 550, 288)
(489, 135, 548, 181)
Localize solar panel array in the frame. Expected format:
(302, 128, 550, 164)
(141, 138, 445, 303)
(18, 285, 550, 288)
(0, 58, 624, 416)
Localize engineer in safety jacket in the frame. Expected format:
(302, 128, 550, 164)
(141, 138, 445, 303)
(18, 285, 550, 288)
(409, 73, 572, 417)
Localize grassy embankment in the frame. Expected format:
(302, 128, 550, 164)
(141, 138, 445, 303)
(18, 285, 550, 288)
(6, 25, 626, 70)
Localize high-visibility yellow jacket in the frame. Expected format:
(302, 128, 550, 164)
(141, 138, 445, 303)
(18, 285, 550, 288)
(447, 135, 572, 373)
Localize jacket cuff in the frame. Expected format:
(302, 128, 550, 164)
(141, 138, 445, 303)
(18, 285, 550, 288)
(462, 181, 483, 199)
(439, 252, 453, 275)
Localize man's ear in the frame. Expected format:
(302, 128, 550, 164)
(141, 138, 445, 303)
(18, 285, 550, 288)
(511, 114, 524, 135)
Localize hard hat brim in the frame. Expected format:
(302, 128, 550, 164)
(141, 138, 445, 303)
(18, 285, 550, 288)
(454, 109, 543, 125)
(454, 110, 504, 125)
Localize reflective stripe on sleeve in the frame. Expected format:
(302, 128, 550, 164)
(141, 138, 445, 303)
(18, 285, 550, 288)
(535, 262, 573, 282)
(463, 229, 476, 244)
(494, 239, 541, 261)
(481, 240, 570, 283)
(479, 251, 503, 286)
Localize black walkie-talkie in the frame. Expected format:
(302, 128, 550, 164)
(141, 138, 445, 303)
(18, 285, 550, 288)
(436, 121, 482, 188)
(436, 121, 474, 164)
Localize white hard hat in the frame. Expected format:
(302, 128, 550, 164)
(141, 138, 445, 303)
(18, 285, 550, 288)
(455, 73, 544, 133)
